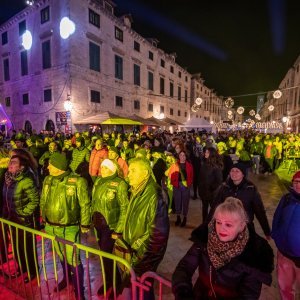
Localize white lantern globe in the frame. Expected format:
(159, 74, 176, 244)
(273, 90, 282, 99)
(249, 109, 255, 116)
(237, 106, 245, 114)
(64, 100, 73, 111)
(195, 97, 203, 105)
(268, 105, 275, 111)
(224, 97, 234, 108)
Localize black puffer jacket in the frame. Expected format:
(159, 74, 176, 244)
(172, 225, 274, 300)
(207, 178, 271, 236)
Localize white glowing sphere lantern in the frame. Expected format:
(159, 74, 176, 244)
(282, 116, 288, 123)
(249, 109, 255, 116)
(255, 114, 261, 120)
(273, 90, 282, 99)
(195, 97, 203, 105)
(268, 105, 275, 111)
(227, 110, 233, 115)
(227, 114, 233, 120)
(237, 106, 245, 114)
(22, 30, 33, 50)
(64, 100, 73, 111)
(224, 97, 234, 108)
(191, 104, 200, 112)
(60, 17, 76, 39)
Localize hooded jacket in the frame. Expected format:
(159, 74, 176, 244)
(172, 225, 274, 300)
(40, 171, 90, 227)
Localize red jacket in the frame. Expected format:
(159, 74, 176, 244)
(168, 161, 193, 188)
(89, 147, 108, 176)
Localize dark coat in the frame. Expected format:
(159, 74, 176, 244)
(172, 225, 274, 300)
(198, 160, 223, 205)
(207, 178, 271, 236)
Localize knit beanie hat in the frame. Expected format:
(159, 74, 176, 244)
(49, 153, 69, 171)
(292, 171, 300, 181)
(230, 162, 246, 176)
(101, 159, 117, 173)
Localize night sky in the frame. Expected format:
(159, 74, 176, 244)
(1, 0, 300, 108)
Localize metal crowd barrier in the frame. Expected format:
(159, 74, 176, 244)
(0, 218, 172, 299)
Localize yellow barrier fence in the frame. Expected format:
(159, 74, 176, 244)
(0, 217, 137, 299)
(0, 217, 172, 299)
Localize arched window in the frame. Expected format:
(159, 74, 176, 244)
(24, 120, 32, 134)
(45, 119, 55, 133)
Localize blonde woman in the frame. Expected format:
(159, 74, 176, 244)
(172, 197, 273, 299)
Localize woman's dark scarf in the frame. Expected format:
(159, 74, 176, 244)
(4, 168, 25, 186)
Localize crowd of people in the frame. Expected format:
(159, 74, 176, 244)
(0, 128, 299, 299)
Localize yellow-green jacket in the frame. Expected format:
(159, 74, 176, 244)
(121, 177, 170, 276)
(40, 170, 90, 227)
(91, 173, 128, 232)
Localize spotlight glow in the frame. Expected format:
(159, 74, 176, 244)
(60, 17, 76, 39)
(22, 30, 33, 50)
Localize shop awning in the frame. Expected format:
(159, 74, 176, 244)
(74, 112, 142, 125)
(163, 117, 183, 126)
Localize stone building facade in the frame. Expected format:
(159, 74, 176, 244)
(0, 0, 225, 134)
(261, 54, 300, 132)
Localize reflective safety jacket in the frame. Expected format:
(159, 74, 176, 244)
(91, 173, 128, 232)
(40, 171, 90, 227)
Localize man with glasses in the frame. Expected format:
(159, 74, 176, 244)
(272, 170, 300, 299)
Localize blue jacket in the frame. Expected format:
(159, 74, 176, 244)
(272, 188, 300, 258)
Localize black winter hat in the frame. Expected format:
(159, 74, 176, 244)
(230, 162, 246, 176)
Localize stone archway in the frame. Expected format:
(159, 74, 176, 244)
(24, 120, 32, 134)
(45, 119, 55, 133)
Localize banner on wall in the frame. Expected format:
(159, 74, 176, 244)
(55, 111, 72, 134)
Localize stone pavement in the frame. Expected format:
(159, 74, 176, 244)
(0, 171, 297, 299)
(157, 171, 287, 300)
